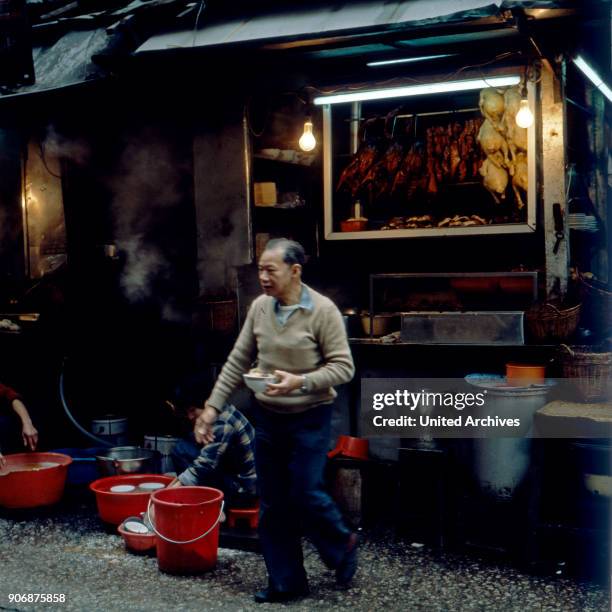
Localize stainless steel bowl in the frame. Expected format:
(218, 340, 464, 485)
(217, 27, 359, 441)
(95, 446, 159, 476)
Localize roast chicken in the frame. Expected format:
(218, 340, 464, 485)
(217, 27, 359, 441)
(502, 86, 528, 169)
(479, 157, 508, 203)
(362, 142, 405, 198)
(477, 86, 528, 207)
(477, 119, 509, 168)
(336, 142, 378, 196)
(511, 151, 528, 209)
(479, 88, 505, 129)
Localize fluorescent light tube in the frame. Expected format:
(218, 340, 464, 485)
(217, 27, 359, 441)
(367, 54, 455, 67)
(573, 55, 612, 103)
(313, 76, 520, 105)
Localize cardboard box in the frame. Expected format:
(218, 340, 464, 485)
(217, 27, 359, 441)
(254, 182, 277, 207)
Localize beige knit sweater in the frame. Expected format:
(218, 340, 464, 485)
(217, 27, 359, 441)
(208, 285, 355, 413)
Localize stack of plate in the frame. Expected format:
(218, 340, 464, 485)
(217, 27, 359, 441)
(568, 213, 598, 232)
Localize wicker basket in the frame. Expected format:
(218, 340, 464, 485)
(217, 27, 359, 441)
(525, 302, 581, 342)
(559, 345, 612, 402)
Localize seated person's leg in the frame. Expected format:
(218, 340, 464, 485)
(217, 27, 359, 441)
(220, 474, 258, 508)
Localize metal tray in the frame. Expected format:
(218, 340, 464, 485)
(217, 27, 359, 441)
(400, 311, 524, 345)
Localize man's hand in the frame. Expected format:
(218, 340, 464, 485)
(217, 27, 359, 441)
(265, 370, 304, 396)
(194, 403, 219, 445)
(167, 477, 182, 489)
(0, 453, 6, 471)
(22, 422, 38, 451)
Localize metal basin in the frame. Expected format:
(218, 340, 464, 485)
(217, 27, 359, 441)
(96, 446, 159, 476)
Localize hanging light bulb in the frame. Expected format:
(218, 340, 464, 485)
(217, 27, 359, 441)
(515, 82, 534, 129)
(298, 118, 316, 152)
(515, 98, 534, 128)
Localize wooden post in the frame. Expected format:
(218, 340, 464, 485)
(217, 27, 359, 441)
(541, 60, 569, 299)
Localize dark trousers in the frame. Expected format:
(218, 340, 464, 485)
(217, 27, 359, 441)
(254, 402, 351, 592)
(171, 437, 256, 508)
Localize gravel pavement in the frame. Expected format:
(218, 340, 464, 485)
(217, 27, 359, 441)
(0, 493, 609, 612)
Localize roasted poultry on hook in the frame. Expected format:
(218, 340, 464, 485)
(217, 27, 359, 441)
(479, 88, 505, 130)
(502, 87, 528, 171)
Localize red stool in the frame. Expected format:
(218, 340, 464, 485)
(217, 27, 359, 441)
(227, 503, 260, 530)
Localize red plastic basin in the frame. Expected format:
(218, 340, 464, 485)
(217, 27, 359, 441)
(0, 452, 72, 509)
(89, 474, 173, 525)
(117, 522, 157, 553)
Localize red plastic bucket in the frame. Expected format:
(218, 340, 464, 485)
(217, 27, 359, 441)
(148, 486, 224, 574)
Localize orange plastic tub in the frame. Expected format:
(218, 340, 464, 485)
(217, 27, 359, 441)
(506, 362, 546, 386)
(89, 474, 173, 525)
(0, 452, 72, 509)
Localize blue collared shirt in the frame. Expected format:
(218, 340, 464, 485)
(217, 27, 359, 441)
(274, 284, 313, 326)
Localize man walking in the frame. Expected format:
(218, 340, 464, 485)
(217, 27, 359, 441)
(195, 238, 357, 602)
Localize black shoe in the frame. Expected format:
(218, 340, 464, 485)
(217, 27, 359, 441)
(336, 532, 359, 586)
(254, 586, 309, 603)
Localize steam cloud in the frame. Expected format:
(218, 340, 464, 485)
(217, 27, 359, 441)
(43, 125, 90, 166)
(109, 129, 185, 310)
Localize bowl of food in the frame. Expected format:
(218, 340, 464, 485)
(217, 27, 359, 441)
(243, 369, 278, 393)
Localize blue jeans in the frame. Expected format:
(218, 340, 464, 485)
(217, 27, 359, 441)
(253, 402, 351, 592)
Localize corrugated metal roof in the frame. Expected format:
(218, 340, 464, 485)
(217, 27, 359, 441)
(0, 28, 109, 98)
(135, 0, 566, 54)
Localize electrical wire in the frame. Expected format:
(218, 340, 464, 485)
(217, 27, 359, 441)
(192, 0, 206, 47)
(59, 359, 114, 447)
(38, 140, 62, 179)
(304, 51, 519, 97)
(245, 96, 269, 138)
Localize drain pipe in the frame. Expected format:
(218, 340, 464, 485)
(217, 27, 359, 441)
(59, 359, 113, 447)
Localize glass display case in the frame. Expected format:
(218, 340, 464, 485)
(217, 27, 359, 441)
(320, 74, 536, 240)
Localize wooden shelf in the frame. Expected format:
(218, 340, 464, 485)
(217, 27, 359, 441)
(253, 154, 315, 167)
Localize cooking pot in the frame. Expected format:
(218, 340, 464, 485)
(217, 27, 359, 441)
(360, 313, 398, 337)
(144, 435, 181, 473)
(96, 446, 159, 476)
(91, 416, 129, 446)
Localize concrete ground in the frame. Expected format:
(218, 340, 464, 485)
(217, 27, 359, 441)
(0, 493, 609, 612)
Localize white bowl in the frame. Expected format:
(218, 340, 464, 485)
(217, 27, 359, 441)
(259, 148, 280, 159)
(123, 520, 150, 534)
(110, 484, 136, 493)
(278, 149, 296, 162)
(243, 373, 278, 393)
(138, 482, 165, 492)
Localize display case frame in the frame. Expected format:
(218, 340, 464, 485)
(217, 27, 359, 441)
(321, 76, 536, 240)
